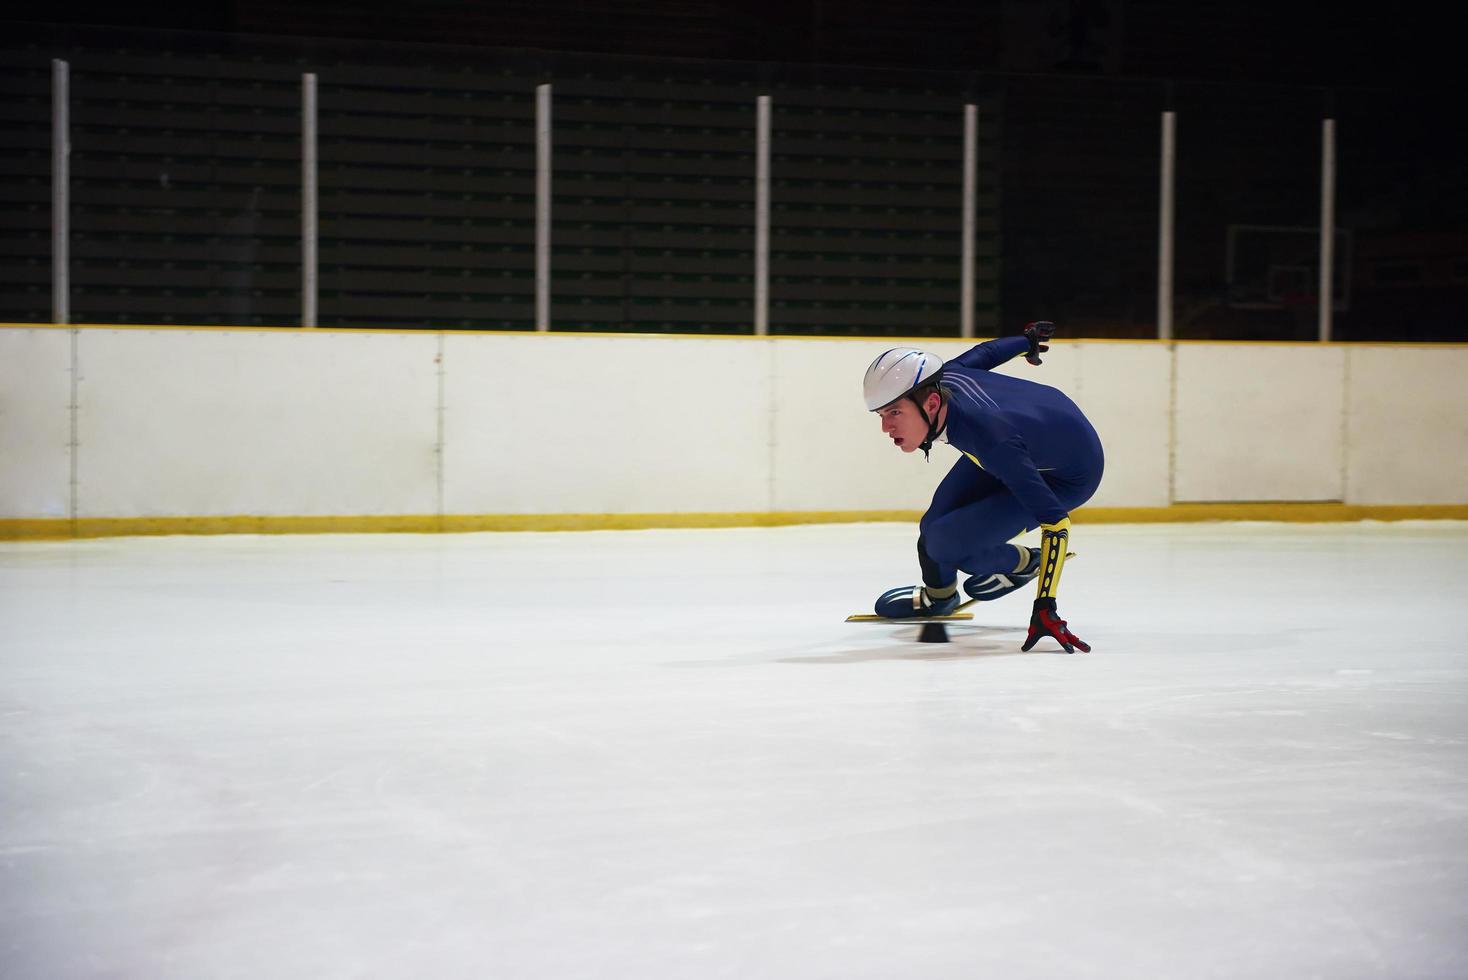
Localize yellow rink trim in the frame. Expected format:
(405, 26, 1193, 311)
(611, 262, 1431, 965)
(1077, 503, 1468, 523)
(2, 503, 1467, 540)
(8, 322, 1468, 350)
(0, 511, 918, 540)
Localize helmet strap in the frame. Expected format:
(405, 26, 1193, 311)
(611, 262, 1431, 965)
(913, 388, 944, 461)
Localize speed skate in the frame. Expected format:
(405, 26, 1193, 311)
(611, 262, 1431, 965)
(847, 552, 1075, 624)
(844, 599, 977, 624)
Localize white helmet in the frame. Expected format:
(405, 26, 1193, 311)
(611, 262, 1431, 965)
(863, 347, 945, 411)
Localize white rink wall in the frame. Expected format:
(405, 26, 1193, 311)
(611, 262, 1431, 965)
(3, 325, 1467, 521)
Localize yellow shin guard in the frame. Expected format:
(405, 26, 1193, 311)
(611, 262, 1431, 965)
(1035, 517, 1070, 600)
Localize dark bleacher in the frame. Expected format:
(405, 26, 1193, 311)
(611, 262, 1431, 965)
(313, 58, 538, 329)
(0, 57, 53, 322)
(546, 65, 754, 334)
(1, 36, 307, 326)
(767, 74, 996, 336)
(6, 8, 1461, 341)
(0, 25, 997, 335)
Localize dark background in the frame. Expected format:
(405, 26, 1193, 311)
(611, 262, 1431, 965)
(15, 0, 1450, 87)
(3, 1, 1462, 339)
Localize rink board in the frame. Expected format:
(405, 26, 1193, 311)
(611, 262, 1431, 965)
(2, 325, 1467, 535)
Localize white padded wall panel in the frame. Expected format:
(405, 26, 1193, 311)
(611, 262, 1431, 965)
(1174, 344, 1345, 502)
(1070, 343, 1172, 508)
(1346, 346, 1468, 504)
(442, 334, 772, 514)
(0, 328, 72, 518)
(76, 330, 439, 517)
(8, 326, 1466, 524)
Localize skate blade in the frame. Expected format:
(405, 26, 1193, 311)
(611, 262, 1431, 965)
(846, 612, 974, 623)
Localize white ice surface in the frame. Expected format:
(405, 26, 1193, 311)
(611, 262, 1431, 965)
(2, 522, 1466, 979)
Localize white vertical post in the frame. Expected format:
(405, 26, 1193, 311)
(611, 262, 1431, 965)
(1157, 110, 1176, 341)
(535, 83, 552, 332)
(754, 95, 771, 336)
(302, 73, 318, 328)
(1318, 117, 1336, 343)
(52, 59, 70, 325)
(960, 103, 978, 339)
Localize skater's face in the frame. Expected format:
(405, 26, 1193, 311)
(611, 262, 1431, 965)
(877, 391, 943, 453)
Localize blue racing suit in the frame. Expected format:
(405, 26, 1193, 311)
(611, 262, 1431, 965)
(917, 336, 1105, 588)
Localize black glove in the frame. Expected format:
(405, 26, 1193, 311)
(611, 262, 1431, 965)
(1021, 597, 1091, 653)
(1023, 320, 1055, 366)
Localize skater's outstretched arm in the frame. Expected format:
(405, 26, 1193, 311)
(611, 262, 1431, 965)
(950, 321, 1056, 371)
(951, 336, 1029, 371)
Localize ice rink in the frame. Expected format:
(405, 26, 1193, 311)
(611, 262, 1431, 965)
(2, 521, 1466, 979)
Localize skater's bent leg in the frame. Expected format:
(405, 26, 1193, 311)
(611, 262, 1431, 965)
(916, 534, 953, 591)
(923, 491, 1035, 576)
(918, 454, 1104, 594)
(915, 460, 998, 590)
